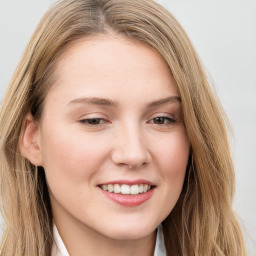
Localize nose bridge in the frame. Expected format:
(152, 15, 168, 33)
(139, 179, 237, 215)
(111, 121, 150, 168)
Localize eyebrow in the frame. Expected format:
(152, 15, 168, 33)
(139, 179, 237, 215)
(147, 96, 181, 107)
(68, 97, 118, 106)
(68, 96, 181, 107)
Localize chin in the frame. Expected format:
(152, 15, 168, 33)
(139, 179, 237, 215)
(101, 220, 158, 240)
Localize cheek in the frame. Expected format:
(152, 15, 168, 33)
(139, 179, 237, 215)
(162, 133, 189, 209)
(40, 126, 109, 185)
(155, 129, 190, 193)
(156, 130, 190, 173)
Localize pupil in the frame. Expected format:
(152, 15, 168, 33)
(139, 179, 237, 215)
(90, 118, 100, 125)
(155, 117, 164, 124)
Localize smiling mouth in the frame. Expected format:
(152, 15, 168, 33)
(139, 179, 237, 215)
(99, 184, 153, 195)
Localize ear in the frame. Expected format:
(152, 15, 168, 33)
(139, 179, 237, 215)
(19, 113, 43, 166)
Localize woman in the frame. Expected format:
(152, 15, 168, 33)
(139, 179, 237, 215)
(0, 0, 247, 255)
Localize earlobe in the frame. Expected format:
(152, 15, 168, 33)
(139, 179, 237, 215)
(19, 113, 43, 166)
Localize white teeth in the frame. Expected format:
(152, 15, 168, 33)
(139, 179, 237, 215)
(143, 184, 148, 193)
(100, 184, 152, 195)
(131, 185, 139, 195)
(102, 185, 108, 191)
(114, 184, 121, 193)
(107, 184, 114, 192)
(121, 184, 130, 194)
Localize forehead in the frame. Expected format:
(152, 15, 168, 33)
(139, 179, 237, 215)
(45, 35, 179, 108)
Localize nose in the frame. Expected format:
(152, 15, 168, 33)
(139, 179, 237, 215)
(111, 124, 151, 169)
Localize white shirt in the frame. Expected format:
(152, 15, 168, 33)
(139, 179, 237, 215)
(51, 224, 167, 256)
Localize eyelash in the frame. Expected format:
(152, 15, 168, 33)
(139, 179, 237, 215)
(79, 116, 176, 127)
(148, 116, 176, 125)
(79, 118, 107, 126)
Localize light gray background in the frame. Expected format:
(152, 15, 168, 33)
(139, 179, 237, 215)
(0, 0, 255, 255)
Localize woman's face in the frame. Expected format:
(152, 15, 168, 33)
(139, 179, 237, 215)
(37, 36, 190, 240)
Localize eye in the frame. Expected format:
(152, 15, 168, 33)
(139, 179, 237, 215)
(149, 116, 175, 125)
(79, 118, 107, 126)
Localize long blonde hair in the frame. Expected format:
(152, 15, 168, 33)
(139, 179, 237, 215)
(0, 0, 246, 255)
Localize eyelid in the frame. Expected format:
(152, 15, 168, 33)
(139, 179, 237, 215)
(77, 112, 108, 119)
(149, 112, 176, 120)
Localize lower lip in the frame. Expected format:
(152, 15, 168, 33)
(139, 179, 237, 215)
(100, 188, 154, 207)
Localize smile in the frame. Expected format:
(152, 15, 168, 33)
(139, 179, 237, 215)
(100, 184, 152, 195)
(98, 180, 155, 206)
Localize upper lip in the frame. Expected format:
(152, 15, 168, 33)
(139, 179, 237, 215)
(98, 179, 155, 186)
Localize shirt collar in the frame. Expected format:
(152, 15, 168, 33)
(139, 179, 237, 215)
(52, 224, 70, 256)
(52, 224, 167, 256)
(154, 224, 167, 256)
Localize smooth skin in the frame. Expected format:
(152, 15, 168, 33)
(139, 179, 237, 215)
(20, 35, 190, 256)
